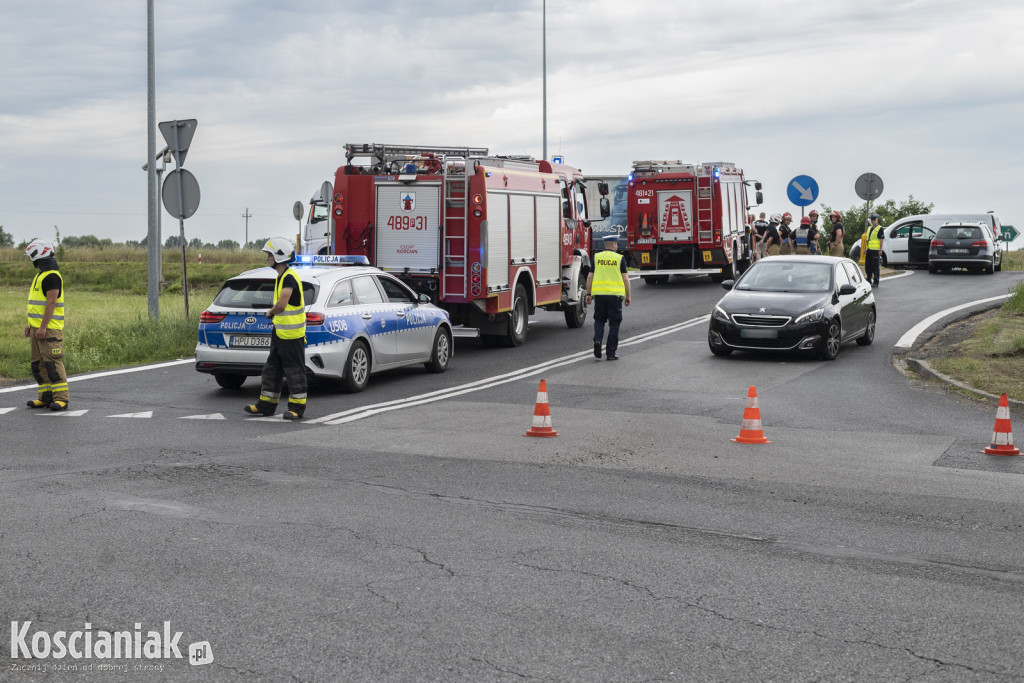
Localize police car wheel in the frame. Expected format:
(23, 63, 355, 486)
(214, 374, 246, 390)
(341, 340, 370, 393)
(425, 327, 452, 373)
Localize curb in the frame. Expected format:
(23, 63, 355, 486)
(905, 357, 1024, 409)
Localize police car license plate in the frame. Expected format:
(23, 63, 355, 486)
(230, 335, 271, 348)
(948, 248, 968, 254)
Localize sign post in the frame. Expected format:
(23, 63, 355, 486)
(159, 119, 200, 320)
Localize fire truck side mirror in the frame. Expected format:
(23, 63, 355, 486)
(598, 181, 609, 196)
(756, 191, 764, 205)
(600, 197, 611, 218)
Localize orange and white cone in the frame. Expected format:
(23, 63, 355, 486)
(732, 385, 771, 444)
(983, 393, 1020, 456)
(525, 379, 558, 438)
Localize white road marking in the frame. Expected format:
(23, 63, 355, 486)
(0, 358, 195, 394)
(181, 413, 226, 420)
(37, 410, 89, 417)
(109, 411, 153, 418)
(0, 407, 16, 415)
(895, 294, 1011, 349)
(306, 316, 710, 426)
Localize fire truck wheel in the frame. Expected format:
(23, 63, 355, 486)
(564, 283, 587, 328)
(500, 283, 529, 347)
(425, 327, 452, 373)
(340, 340, 371, 393)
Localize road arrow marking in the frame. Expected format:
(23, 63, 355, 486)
(109, 411, 153, 418)
(791, 180, 814, 200)
(181, 413, 226, 420)
(37, 409, 89, 417)
(0, 407, 17, 415)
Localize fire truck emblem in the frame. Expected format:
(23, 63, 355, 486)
(401, 192, 416, 212)
(660, 194, 691, 235)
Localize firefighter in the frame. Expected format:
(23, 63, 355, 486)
(24, 239, 69, 411)
(778, 212, 794, 255)
(752, 212, 769, 261)
(244, 238, 308, 419)
(865, 213, 885, 287)
(763, 217, 781, 256)
(827, 210, 845, 257)
(807, 209, 821, 254)
(585, 234, 631, 361)
(794, 216, 813, 254)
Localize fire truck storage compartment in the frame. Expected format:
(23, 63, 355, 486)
(657, 189, 694, 243)
(374, 183, 442, 273)
(484, 190, 562, 292)
(485, 191, 510, 290)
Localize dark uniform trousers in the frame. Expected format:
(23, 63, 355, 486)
(258, 335, 308, 416)
(865, 250, 881, 286)
(593, 295, 624, 358)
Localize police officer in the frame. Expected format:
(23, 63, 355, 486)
(24, 240, 69, 411)
(865, 213, 885, 287)
(827, 210, 845, 257)
(585, 234, 631, 361)
(794, 216, 812, 254)
(244, 238, 308, 419)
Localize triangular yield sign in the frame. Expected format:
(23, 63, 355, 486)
(158, 119, 198, 166)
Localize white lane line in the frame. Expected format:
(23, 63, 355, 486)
(181, 413, 226, 420)
(0, 358, 195, 394)
(108, 411, 153, 418)
(36, 410, 89, 417)
(307, 316, 710, 426)
(895, 295, 1010, 349)
(0, 407, 16, 415)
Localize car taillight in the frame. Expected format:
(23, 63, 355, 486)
(930, 240, 943, 248)
(305, 313, 325, 326)
(199, 311, 226, 324)
(972, 240, 987, 248)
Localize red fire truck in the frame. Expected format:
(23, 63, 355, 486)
(327, 143, 609, 346)
(625, 161, 762, 284)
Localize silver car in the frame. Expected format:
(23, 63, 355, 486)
(196, 260, 453, 391)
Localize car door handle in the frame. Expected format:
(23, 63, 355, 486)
(395, 311, 406, 318)
(361, 314, 373, 320)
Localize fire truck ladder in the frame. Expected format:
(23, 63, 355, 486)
(442, 158, 473, 299)
(696, 173, 714, 247)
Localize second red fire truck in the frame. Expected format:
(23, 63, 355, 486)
(625, 160, 762, 284)
(324, 143, 609, 347)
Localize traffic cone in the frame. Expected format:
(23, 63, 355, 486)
(983, 393, 1020, 455)
(732, 385, 771, 444)
(525, 379, 558, 438)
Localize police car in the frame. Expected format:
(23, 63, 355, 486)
(195, 255, 453, 392)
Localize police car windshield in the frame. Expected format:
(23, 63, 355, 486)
(214, 278, 316, 309)
(737, 262, 832, 293)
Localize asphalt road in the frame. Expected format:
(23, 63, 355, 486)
(4, 266, 1024, 681)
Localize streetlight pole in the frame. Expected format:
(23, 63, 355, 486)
(542, 0, 547, 161)
(146, 0, 158, 320)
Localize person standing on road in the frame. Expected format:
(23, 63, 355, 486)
(828, 211, 845, 257)
(865, 213, 885, 287)
(585, 234, 631, 361)
(244, 238, 308, 420)
(752, 212, 769, 261)
(794, 216, 813, 254)
(778, 213, 794, 255)
(24, 240, 69, 411)
(763, 218, 782, 256)
(807, 209, 821, 254)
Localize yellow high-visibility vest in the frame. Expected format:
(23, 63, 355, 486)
(27, 270, 64, 330)
(866, 225, 884, 251)
(591, 251, 626, 296)
(272, 267, 306, 340)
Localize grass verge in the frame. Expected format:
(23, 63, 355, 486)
(930, 281, 1024, 402)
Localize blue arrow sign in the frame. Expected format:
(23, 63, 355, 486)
(787, 175, 819, 207)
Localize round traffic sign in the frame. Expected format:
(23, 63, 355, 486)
(293, 201, 304, 221)
(855, 173, 883, 201)
(787, 175, 818, 207)
(161, 169, 201, 219)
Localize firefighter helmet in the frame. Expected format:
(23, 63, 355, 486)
(800, 216, 811, 225)
(808, 209, 819, 217)
(770, 213, 782, 223)
(830, 210, 841, 222)
(261, 237, 295, 264)
(24, 239, 55, 262)
(782, 212, 793, 220)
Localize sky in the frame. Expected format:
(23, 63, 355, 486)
(2, 0, 1023, 249)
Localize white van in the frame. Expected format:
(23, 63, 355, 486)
(849, 213, 1003, 266)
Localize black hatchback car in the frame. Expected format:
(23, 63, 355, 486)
(708, 256, 876, 360)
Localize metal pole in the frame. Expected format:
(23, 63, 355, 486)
(146, 0, 159, 320)
(542, 0, 547, 161)
(173, 121, 190, 320)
